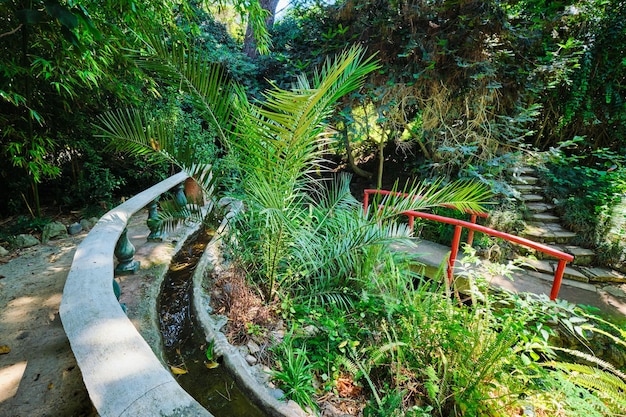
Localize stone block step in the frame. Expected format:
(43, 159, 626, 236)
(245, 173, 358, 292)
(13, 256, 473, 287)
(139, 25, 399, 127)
(563, 266, 589, 282)
(529, 212, 560, 222)
(519, 194, 545, 203)
(513, 184, 542, 193)
(562, 245, 595, 266)
(525, 202, 555, 213)
(523, 222, 577, 244)
(516, 257, 591, 284)
(511, 175, 539, 185)
(519, 258, 554, 274)
(509, 166, 536, 176)
(580, 267, 626, 283)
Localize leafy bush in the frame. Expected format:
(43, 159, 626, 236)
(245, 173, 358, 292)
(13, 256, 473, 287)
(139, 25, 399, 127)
(539, 139, 626, 264)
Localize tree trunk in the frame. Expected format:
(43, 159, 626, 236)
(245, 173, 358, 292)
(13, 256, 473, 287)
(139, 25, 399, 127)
(377, 139, 384, 190)
(341, 124, 373, 180)
(243, 0, 279, 58)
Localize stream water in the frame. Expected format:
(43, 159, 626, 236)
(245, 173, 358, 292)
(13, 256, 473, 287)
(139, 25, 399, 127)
(158, 228, 268, 417)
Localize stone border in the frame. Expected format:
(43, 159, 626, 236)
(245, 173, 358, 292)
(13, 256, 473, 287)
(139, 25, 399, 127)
(60, 172, 213, 417)
(192, 199, 311, 417)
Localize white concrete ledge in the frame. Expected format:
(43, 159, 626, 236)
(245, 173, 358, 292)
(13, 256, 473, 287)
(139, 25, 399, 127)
(60, 172, 212, 417)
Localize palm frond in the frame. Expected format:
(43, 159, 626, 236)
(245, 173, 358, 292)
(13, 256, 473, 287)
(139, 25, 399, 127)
(95, 108, 217, 231)
(370, 178, 493, 222)
(580, 314, 626, 349)
(311, 45, 381, 107)
(293, 289, 356, 311)
(133, 34, 238, 146)
(550, 346, 626, 381)
(232, 45, 379, 185)
(96, 108, 172, 160)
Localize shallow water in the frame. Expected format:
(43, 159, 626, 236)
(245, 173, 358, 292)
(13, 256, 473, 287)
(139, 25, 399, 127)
(158, 228, 268, 417)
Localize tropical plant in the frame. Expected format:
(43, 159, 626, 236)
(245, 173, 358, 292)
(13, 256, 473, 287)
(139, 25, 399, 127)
(271, 333, 318, 412)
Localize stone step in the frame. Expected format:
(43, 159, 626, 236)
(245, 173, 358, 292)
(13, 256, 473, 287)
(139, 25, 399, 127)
(518, 258, 554, 274)
(581, 267, 626, 283)
(525, 202, 555, 213)
(519, 194, 545, 203)
(509, 166, 536, 176)
(513, 184, 542, 193)
(523, 222, 577, 244)
(563, 266, 590, 283)
(529, 212, 560, 222)
(511, 175, 539, 185)
(516, 258, 590, 284)
(562, 245, 595, 266)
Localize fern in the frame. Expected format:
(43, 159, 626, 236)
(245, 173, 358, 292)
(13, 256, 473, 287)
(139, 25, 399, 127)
(545, 346, 626, 413)
(546, 360, 626, 412)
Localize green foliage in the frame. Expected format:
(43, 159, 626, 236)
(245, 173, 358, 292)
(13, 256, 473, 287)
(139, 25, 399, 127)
(271, 335, 317, 412)
(539, 139, 626, 260)
(275, 246, 626, 416)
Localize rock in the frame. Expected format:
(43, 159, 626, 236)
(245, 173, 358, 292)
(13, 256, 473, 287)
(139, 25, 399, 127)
(303, 325, 319, 337)
(238, 345, 250, 357)
(268, 387, 285, 400)
(321, 401, 353, 417)
(247, 340, 261, 355)
(79, 219, 93, 231)
(603, 285, 626, 299)
(42, 221, 68, 243)
(0, 246, 8, 256)
(14, 234, 40, 248)
(68, 222, 83, 235)
(245, 354, 258, 366)
(270, 329, 284, 343)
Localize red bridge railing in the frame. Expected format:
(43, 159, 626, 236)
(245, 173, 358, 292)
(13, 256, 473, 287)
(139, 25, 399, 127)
(363, 189, 574, 300)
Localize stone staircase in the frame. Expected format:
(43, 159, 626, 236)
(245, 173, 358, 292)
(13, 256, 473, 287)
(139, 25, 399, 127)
(509, 166, 626, 284)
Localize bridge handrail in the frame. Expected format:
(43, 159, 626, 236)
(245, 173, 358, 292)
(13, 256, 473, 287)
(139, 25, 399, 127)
(363, 189, 573, 300)
(363, 188, 488, 246)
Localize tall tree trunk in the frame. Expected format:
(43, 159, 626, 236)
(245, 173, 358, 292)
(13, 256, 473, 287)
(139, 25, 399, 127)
(243, 0, 279, 58)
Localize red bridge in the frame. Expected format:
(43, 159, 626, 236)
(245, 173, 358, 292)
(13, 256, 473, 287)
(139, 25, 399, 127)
(363, 189, 574, 300)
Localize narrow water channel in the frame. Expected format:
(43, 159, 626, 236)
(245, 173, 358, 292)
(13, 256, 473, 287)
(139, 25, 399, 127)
(158, 228, 268, 417)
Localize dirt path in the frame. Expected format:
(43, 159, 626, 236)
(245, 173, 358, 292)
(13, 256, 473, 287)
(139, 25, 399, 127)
(0, 234, 95, 417)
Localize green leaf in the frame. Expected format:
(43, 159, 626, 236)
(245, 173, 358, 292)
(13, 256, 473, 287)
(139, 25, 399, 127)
(44, 0, 78, 29)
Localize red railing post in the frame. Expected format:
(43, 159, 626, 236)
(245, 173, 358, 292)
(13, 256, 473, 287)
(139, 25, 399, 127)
(550, 259, 567, 301)
(467, 214, 477, 246)
(447, 225, 463, 284)
(363, 191, 370, 215)
(408, 214, 414, 233)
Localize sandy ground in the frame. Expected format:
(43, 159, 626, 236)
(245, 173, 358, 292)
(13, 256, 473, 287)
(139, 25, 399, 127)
(0, 212, 198, 417)
(0, 232, 96, 417)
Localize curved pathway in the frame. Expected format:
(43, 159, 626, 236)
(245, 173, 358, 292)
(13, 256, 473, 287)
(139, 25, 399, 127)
(0, 211, 199, 417)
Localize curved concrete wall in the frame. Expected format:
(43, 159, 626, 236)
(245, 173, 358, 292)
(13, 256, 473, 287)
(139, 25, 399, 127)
(60, 172, 212, 417)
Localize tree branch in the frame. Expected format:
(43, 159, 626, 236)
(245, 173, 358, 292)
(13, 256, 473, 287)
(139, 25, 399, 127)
(0, 24, 23, 39)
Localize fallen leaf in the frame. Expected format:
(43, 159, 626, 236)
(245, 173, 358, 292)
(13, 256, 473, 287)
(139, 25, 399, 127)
(47, 383, 54, 390)
(0, 345, 10, 355)
(170, 365, 188, 375)
(205, 361, 219, 369)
